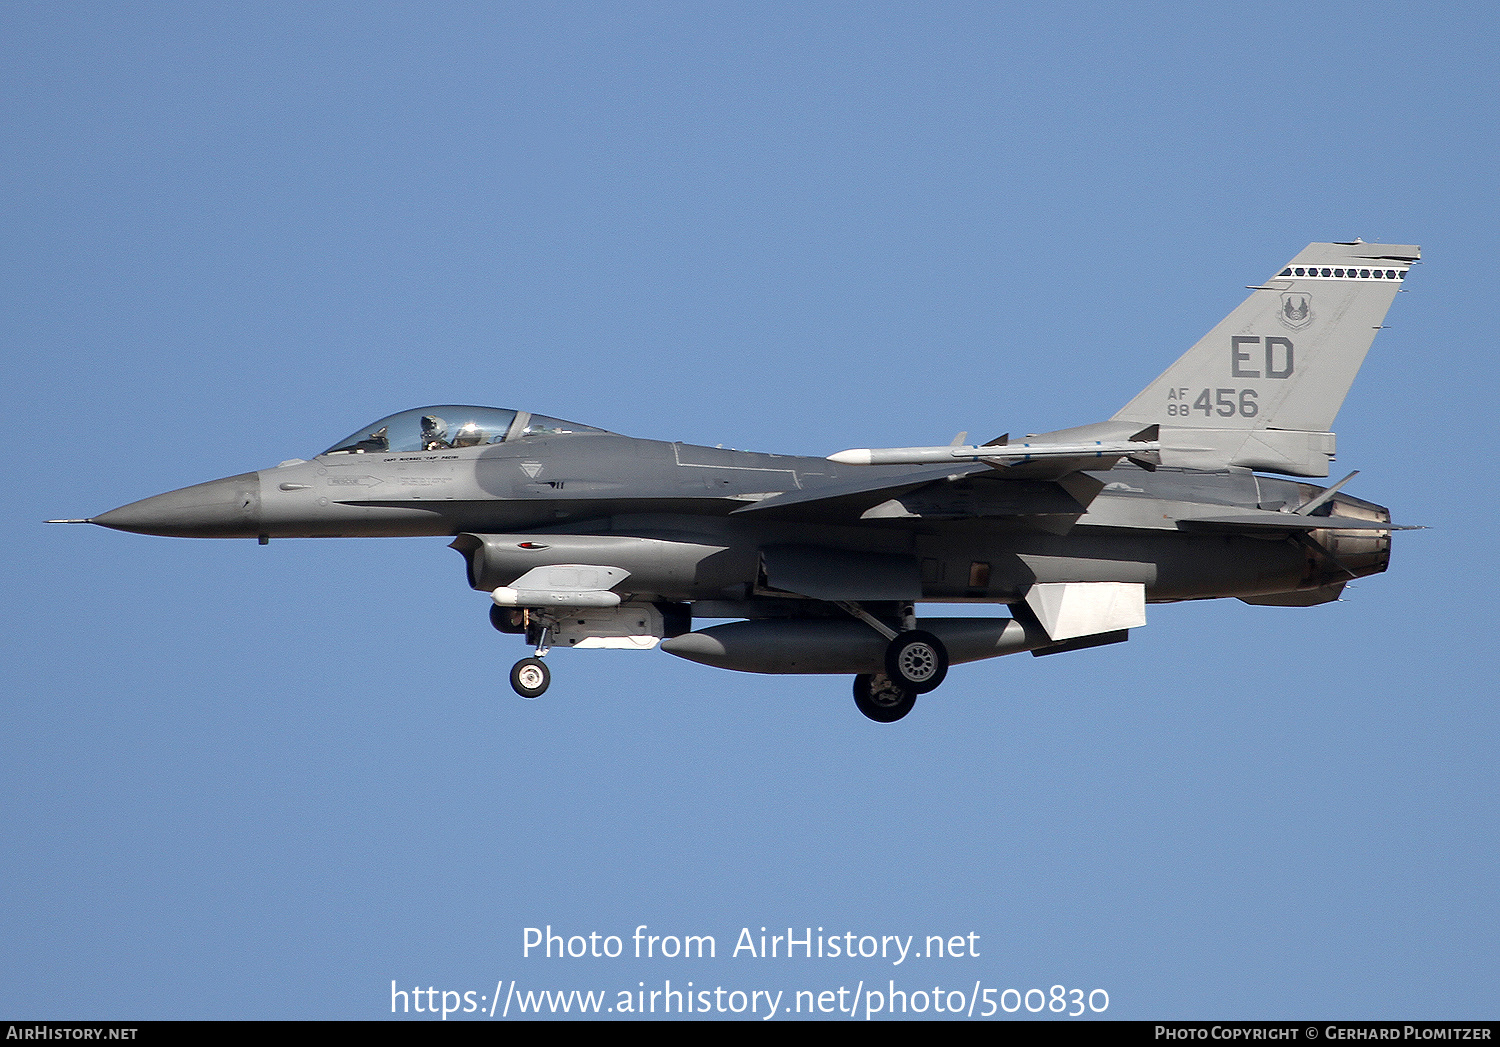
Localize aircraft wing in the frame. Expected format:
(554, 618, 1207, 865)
(730, 462, 994, 517)
(736, 464, 1107, 525)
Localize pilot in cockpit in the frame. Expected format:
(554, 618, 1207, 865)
(420, 415, 450, 450)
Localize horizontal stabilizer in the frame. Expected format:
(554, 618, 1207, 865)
(1241, 583, 1346, 607)
(1178, 513, 1420, 533)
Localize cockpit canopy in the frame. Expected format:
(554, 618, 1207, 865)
(322, 406, 608, 455)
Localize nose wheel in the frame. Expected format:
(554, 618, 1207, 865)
(510, 657, 551, 699)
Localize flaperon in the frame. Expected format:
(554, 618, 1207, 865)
(54, 241, 1421, 722)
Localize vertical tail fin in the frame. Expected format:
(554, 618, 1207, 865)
(1113, 241, 1419, 476)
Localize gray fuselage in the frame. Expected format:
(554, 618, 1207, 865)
(91, 429, 1390, 607)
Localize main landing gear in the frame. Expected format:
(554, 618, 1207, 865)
(853, 673, 916, 722)
(492, 605, 553, 699)
(838, 602, 950, 722)
(884, 629, 948, 693)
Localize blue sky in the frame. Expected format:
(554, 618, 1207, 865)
(4, 1, 1497, 1019)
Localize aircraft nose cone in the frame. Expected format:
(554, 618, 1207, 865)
(91, 472, 263, 538)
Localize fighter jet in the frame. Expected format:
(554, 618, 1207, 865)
(54, 241, 1421, 721)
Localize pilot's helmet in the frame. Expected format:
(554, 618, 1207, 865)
(420, 415, 449, 441)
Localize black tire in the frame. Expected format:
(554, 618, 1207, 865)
(509, 657, 551, 699)
(853, 673, 916, 723)
(884, 630, 948, 693)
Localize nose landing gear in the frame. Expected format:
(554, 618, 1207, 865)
(509, 656, 551, 699)
(508, 619, 552, 699)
